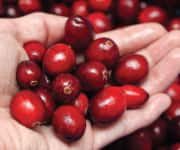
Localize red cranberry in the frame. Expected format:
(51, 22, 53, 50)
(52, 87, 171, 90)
(117, 0, 140, 24)
(168, 116, 180, 142)
(23, 41, 46, 63)
(88, 0, 112, 11)
(39, 73, 51, 90)
(16, 60, 42, 89)
(121, 85, 149, 109)
(140, 1, 148, 10)
(114, 54, 148, 84)
(170, 143, 180, 150)
(52, 105, 86, 141)
(87, 12, 112, 33)
(64, 15, 94, 51)
(74, 93, 89, 115)
(90, 86, 126, 123)
(166, 102, 180, 120)
(125, 129, 152, 150)
(50, 3, 69, 17)
(52, 73, 81, 104)
(76, 61, 109, 92)
(35, 88, 55, 121)
(18, 0, 42, 14)
(71, 0, 89, 17)
(167, 18, 180, 31)
(5, 5, 20, 18)
(10, 90, 46, 128)
(43, 43, 76, 76)
(86, 38, 119, 68)
(138, 6, 167, 25)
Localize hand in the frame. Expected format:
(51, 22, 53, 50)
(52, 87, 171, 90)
(0, 13, 175, 150)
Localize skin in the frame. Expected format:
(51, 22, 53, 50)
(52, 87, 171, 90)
(0, 12, 179, 150)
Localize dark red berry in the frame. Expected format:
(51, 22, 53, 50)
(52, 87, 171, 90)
(121, 85, 149, 109)
(88, 0, 112, 11)
(5, 5, 20, 18)
(76, 61, 109, 92)
(39, 73, 51, 90)
(114, 54, 148, 84)
(43, 43, 76, 76)
(16, 60, 42, 89)
(50, 3, 69, 17)
(23, 41, 46, 63)
(166, 102, 180, 120)
(170, 143, 180, 150)
(64, 15, 94, 51)
(52, 105, 86, 141)
(10, 90, 46, 128)
(90, 86, 126, 123)
(167, 18, 180, 31)
(86, 38, 119, 68)
(52, 73, 81, 104)
(140, 1, 148, 10)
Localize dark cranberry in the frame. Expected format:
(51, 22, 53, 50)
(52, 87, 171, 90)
(114, 54, 148, 84)
(16, 60, 42, 89)
(52, 73, 81, 104)
(0, 0, 5, 17)
(10, 90, 46, 128)
(121, 85, 149, 109)
(76, 61, 109, 92)
(39, 74, 51, 90)
(71, 0, 89, 17)
(90, 86, 126, 123)
(166, 102, 180, 120)
(167, 18, 180, 31)
(24, 41, 46, 63)
(5, 5, 20, 18)
(170, 143, 180, 150)
(64, 15, 94, 51)
(88, 0, 112, 11)
(50, 3, 69, 17)
(86, 38, 119, 68)
(5, 0, 17, 4)
(87, 12, 112, 33)
(43, 43, 76, 76)
(138, 6, 167, 25)
(140, 1, 148, 10)
(52, 105, 86, 141)
(157, 146, 169, 150)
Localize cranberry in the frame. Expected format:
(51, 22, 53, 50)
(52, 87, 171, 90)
(125, 129, 152, 150)
(87, 12, 112, 33)
(52, 73, 81, 104)
(64, 15, 94, 51)
(35, 88, 55, 121)
(43, 43, 76, 76)
(170, 143, 180, 150)
(166, 102, 180, 120)
(50, 3, 69, 17)
(38, 73, 51, 90)
(5, 0, 17, 4)
(168, 116, 180, 142)
(18, 0, 42, 14)
(0, 0, 4, 17)
(5, 5, 20, 18)
(76, 61, 109, 92)
(88, 0, 112, 11)
(71, 0, 89, 17)
(138, 6, 167, 25)
(167, 18, 180, 31)
(86, 38, 119, 68)
(117, 0, 140, 24)
(16, 60, 42, 89)
(121, 85, 149, 109)
(10, 90, 46, 128)
(74, 93, 89, 115)
(52, 105, 86, 141)
(23, 41, 46, 63)
(140, 1, 148, 10)
(114, 54, 148, 84)
(90, 86, 126, 123)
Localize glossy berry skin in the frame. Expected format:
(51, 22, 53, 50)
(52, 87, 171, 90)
(71, 0, 89, 17)
(74, 93, 89, 115)
(117, 0, 140, 23)
(87, 12, 112, 33)
(166, 102, 180, 120)
(64, 15, 94, 51)
(10, 90, 46, 128)
(88, 0, 112, 11)
(5, 5, 20, 18)
(138, 6, 167, 25)
(121, 85, 149, 109)
(43, 43, 76, 76)
(38, 73, 51, 90)
(50, 3, 69, 17)
(24, 41, 46, 63)
(16, 60, 42, 89)
(90, 86, 126, 123)
(52, 73, 81, 104)
(170, 143, 180, 150)
(35, 88, 55, 121)
(18, 0, 42, 14)
(167, 18, 180, 31)
(52, 105, 86, 141)
(114, 54, 148, 84)
(76, 61, 109, 92)
(86, 38, 119, 68)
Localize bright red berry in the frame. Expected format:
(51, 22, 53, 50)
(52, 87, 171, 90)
(88, 0, 112, 11)
(166, 102, 180, 120)
(170, 143, 180, 150)
(50, 3, 69, 17)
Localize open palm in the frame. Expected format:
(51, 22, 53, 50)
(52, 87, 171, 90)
(1, 13, 180, 150)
